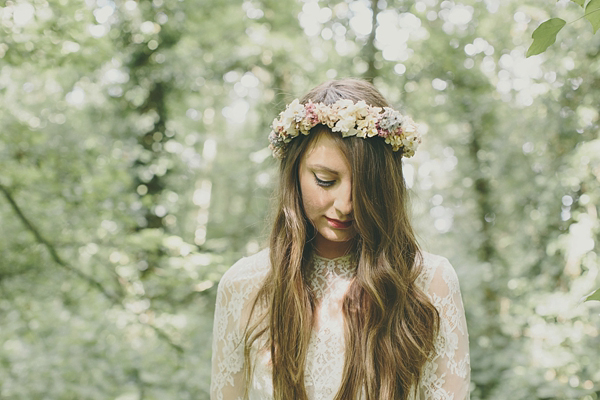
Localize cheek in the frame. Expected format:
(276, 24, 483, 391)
(301, 181, 328, 218)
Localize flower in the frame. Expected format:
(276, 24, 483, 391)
(356, 111, 379, 138)
(378, 107, 403, 133)
(333, 115, 357, 135)
(269, 98, 422, 159)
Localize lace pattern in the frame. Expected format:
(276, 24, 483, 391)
(210, 249, 470, 400)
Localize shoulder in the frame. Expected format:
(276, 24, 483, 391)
(415, 251, 462, 297)
(217, 248, 271, 295)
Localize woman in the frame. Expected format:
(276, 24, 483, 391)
(211, 79, 470, 400)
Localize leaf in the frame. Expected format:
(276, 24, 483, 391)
(585, 288, 600, 302)
(526, 18, 566, 57)
(585, 0, 600, 33)
(570, 0, 585, 7)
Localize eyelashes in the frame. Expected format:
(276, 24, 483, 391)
(313, 173, 335, 188)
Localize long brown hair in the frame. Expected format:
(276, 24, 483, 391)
(244, 79, 439, 399)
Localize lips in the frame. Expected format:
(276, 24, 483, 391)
(326, 217, 353, 229)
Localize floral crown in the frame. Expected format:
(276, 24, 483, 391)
(268, 98, 422, 159)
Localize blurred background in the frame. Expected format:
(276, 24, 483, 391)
(1, 0, 599, 398)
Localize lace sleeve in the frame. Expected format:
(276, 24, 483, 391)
(210, 250, 270, 400)
(210, 264, 247, 400)
(420, 256, 471, 400)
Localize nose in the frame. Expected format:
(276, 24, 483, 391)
(333, 181, 352, 218)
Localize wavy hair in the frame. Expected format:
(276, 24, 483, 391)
(243, 79, 439, 400)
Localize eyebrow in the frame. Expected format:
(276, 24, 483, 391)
(309, 164, 339, 175)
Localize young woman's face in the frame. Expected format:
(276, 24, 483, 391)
(299, 134, 357, 258)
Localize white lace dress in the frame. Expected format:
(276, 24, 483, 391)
(210, 249, 470, 400)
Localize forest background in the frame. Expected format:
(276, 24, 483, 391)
(1, 0, 599, 398)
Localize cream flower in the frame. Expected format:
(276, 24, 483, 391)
(299, 118, 314, 135)
(283, 99, 306, 121)
(269, 98, 422, 159)
(276, 99, 305, 137)
(351, 100, 370, 120)
(334, 99, 355, 110)
(356, 112, 379, 138)
(384, 135, 403, 151)
(401, 116, 417, 133)
(315, 103, 337, 128)
(333, 115, 357, 134)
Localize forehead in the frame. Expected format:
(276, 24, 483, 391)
(301, 134, 350, 173)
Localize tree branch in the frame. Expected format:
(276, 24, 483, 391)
(148, 323, 185, 354)
(362, 0, 381, 82)
(0, 183, 186, 354)
(0, 183, 119, 301)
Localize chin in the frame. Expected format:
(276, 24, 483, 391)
(321, 228, 356, 242)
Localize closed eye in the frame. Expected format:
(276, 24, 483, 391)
(314, 173, 335, 187)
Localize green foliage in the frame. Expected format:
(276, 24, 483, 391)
(526, 18, 566, 57)
(585, 0, 600, 32)
(528, 0, 600, 56)
(1, 0, 600, 398)
(585, 288, 600, 302)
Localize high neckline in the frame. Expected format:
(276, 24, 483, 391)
(312, 252, 354, 263)
(310, 252, 357, 279)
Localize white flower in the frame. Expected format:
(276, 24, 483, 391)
(334, 99, 355, 109)
(342, 127, 359, 137)
(283, 99, 306, 121)
(353, 100, 370, 119)
(379, 108, 403, 132)
(272, 117, 285, 132)
(334, 100, 370, 135)
(333, 115, 357, 134)
(277, 99, 305, 136)
(402, 116, 417, 133)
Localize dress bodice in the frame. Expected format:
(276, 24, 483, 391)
(247, 254, 355, 399)
(210, 249, 470, 400)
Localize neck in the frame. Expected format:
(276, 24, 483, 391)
(314, 235, 353, 259)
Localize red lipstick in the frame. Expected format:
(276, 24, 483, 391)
(326, 217, 353, 229)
